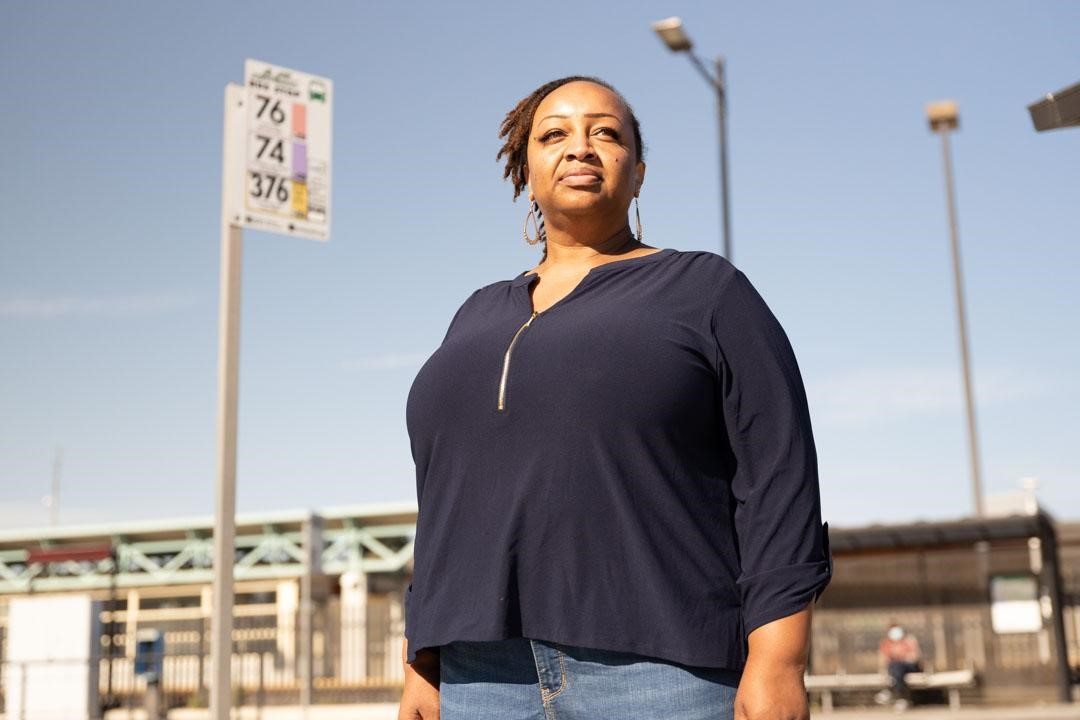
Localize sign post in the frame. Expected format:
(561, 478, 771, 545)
(210, 61, 332, 720)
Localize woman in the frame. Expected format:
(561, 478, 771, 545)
(398, 76, 831, 720)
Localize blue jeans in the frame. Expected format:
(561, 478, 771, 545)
(887, 660, 922, 699)
(439, 637, 741, 719)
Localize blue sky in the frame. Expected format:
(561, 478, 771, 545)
(1, 1, 1077, 531)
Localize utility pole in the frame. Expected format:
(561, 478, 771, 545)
(653, 17, 734, 261)
(926, 100, 984, 517)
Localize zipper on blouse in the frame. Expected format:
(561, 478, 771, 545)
(498, 310, 539, 411)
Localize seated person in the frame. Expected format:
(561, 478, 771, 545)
(875, 622, 922, 709)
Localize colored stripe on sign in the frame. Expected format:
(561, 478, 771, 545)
(292, 180, 308, 218)
(293, 142, 308, 180)
(292, 103, 307, 139)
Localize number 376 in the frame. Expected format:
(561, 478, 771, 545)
(249, 171, 289, 203)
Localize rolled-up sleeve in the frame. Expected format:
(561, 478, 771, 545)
(711, 268, 832, 638)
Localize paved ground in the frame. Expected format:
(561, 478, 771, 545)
(90, 701, 1080, 720)
(821, 705, 1078, 720)
(100, 705, 402, 720)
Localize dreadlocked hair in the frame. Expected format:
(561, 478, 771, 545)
(497, 76, 645, 200)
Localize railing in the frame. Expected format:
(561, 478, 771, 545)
(0, 651, 405, 718)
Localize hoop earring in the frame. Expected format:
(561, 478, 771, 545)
(523, 201, 545, 246)
(634, 197, 643, 243)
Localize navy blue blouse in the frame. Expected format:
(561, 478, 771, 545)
(404, 248, 831, 670)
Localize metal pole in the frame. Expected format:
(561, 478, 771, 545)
(1037, 516, 1074, 703)
(257, 650, 266, 720)
(684, 52, 733, 261)
(106, 550, 118, 712)
(19, 662, 27, 720)
(299, 514, 323, 712)
(716, 57, 732, 262)
(197, 614, 206, 706)
(938, 129, 984, 517)
(211, 83, 245, 720)
(50, 448, 62, 526)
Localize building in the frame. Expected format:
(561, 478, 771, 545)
(0, 502, 416, 708)
(1, 502, 1077, 710)
(814, 511, 1079, 706)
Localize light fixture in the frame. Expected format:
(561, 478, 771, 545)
(1028, 81, 1080, 132)
(651, 17, 693, 52)
(926, 100, 959, 131)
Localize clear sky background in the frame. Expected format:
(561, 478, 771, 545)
(1, 1, 1077, 532)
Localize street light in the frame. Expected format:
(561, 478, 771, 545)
(652, 17, 733, 262)
(925, 99, 985, 518)
(1028, 80, 1080, 132)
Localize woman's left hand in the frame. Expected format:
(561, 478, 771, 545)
(734, 661, 809, 720)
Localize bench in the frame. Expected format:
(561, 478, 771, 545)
(805, 668, 978, 712)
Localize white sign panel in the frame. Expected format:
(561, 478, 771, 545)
(4, 594, 101, 720)
(242, 59, 332, 241)
(990, 574, 1043, 634)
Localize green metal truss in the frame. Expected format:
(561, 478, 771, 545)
(0, 503, 417, 594)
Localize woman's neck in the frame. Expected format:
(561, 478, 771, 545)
(540, 225, 641, 268)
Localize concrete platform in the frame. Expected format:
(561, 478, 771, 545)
(88, 701, 1080, 720)
(818, 704, 1078, 720)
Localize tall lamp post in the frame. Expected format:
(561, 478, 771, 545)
(926, 100, 984, 518)
(652, 17, 733, 262)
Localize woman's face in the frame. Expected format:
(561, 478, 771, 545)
(525, 81, 645, 227)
